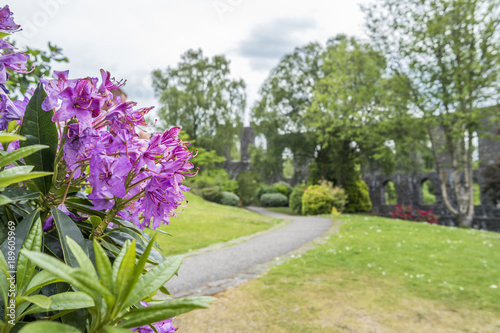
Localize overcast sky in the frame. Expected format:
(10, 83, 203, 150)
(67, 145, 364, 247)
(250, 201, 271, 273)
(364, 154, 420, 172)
(10, 0, 371, 124)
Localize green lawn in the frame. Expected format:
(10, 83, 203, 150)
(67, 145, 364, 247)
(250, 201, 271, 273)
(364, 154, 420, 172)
(265, 206, 296, 215)
(152, 192, 280, 256)
(177, 215, 500, 332)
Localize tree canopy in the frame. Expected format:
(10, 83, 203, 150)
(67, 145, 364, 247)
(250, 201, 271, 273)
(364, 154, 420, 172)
(152, 49, 246, 158)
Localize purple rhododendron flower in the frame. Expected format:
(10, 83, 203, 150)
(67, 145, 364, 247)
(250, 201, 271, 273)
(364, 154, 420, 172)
(0, 53, 30, 84)
(0, 93, 28, 130)
(0, 5, 20, 32)
(131, 302, 178, 333)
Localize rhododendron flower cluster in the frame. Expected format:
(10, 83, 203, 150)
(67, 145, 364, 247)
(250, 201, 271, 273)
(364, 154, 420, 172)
(391, 204, 439, 224)
(40, 69, 195, 229)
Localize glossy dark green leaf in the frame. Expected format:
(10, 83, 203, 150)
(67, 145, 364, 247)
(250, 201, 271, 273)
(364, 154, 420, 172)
(19, 83, 58, 195)
(124, 255, 183, 308)
(0, 210, 39, 272)
(1, 188, 40, 202)
(0, 144, 48, 168)
(16, 217, 43, 295)
(119, 296, 214, 328)
(51, 207, 88, 268)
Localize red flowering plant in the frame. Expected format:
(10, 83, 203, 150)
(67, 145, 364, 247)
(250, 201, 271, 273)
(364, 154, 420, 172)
(0, 5, 212, 332)
(390, 204, 439, 224)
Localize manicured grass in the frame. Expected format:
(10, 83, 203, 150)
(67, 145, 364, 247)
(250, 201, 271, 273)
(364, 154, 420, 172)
(176, 215, 500, 332)
(152, 192, 280, 256)
(265, 206, 296, 215)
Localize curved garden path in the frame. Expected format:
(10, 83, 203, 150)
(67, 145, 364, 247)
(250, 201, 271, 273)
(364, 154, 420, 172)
(164, 208, 335, 297)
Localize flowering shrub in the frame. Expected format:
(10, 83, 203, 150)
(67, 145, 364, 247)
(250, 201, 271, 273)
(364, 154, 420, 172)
(390, 204, 439, 224)
(0, 5, 212, 332)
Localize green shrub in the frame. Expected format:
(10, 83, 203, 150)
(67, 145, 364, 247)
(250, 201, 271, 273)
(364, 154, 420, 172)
(302, 185, 334, 215)
(186, 168, 238, 193)
(273, 181, 293, 197)
(236, 170, 263, 205)
(199, 186, 222, 203)
(260, 193, 289, 207)
(220, 191, 240, 206)
(290, 184, 307, 214)
(256, 184, 278, 202)
(344, 179, 372, 213)
(318, 180, 348, 212)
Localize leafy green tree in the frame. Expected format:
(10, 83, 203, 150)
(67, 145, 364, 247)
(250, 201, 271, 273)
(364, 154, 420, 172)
(365, 0, 500, 227)
(251, 43, 322, 182)
(305, 35, 388, 211)
(152, 49, 246, 158)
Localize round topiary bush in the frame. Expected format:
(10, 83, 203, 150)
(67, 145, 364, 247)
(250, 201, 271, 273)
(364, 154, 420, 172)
(290, 184, 306, 214)
(260, 193, 289, 207)
(302, 185, 334, 215)
(256, 184, 278, 203)
(199, 186, 222, 203)
(273, 181, 293, 197)
(220, 191, 240, 206)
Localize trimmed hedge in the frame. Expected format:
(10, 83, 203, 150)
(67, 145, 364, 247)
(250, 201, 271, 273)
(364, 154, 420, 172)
(344, 179, 372, 213)
(199, 186, 222, 203)
(260, 193, 288, 207)
(302, 185, 334, 215)
(220, 191, 240, 206)
(290, 184, 306, 214)
(256, 184, 278, 202)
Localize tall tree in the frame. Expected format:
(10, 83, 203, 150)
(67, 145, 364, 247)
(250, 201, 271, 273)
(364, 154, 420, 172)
(306, 35, 389, 211)
(251, 42, 323, 182)
(152, 49, 246, 158)
(365, 0, 500, 227)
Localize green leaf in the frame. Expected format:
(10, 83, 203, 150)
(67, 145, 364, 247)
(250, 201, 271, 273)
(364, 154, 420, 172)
(19, 83, 58, 195)
(24, 270, 61, 295)
(1, 188, 40, 202)
(22, 291, 94, 316)
(16, 217, 43, 295)
(64, 200, 106, 219)
(0, 251, 10, 310)
(20, 250, 77, 284)
(65, 237, 97, 280)
(17, 294, 50, 309)
(93, 240, 113, 292)
(51, 207, 89, 268)
(0, 133, 25, 143)
(0, 144, 48, 168)
(0, 195, 12, 205)
(111, 240, 131, 284)
(124, 256, 183, 308)
(0, 165, 51, 189)
(18, 321, 81, 333)
(119, 296, 215, 328)
(0, 210, 39, 272)
(113, 240, 137, 314)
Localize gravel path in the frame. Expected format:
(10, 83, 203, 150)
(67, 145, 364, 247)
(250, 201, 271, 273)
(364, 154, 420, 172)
(164, 207, 333, 297)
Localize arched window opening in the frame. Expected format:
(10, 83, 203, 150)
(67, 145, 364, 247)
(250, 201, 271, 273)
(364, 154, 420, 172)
(421, 179, 436, 205)
(473, 180, 481, 206)
(384, 181, 397, 205)
(282, 147, 294, 179)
